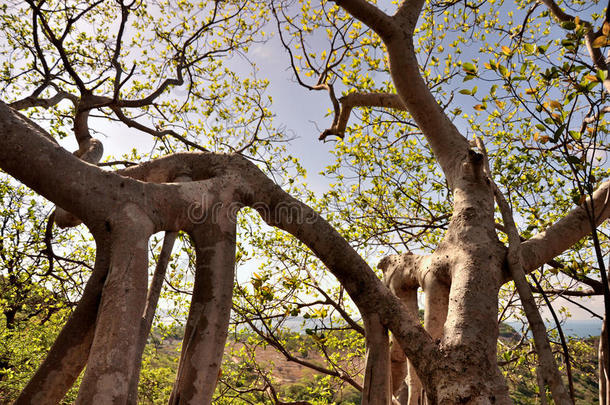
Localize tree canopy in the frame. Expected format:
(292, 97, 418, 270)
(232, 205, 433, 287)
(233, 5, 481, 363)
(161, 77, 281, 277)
(0, 0, 609, 404)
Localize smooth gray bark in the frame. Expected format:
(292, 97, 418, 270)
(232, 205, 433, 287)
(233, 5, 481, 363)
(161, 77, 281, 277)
(169, 217, 237, 404)
(76, 205, 153, 404)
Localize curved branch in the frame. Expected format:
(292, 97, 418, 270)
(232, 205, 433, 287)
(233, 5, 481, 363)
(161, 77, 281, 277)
(320, 92, 406, 140)
(25, 0, 91, 91)
(9, 90, 77, 111)
(0, 105, 443, 398)
(110, 105, 207, 151)
(331, 0, 396, 40)
(520, 180, 610, 274)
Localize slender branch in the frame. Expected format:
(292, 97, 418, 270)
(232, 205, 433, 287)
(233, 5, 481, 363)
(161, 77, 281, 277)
(238, 310, 364, 392)
(539, 0, 610, 92)
(320, 92, 406, 140)
(26, 0, 89, 91)
(529, 285, 600, 296)
(110, 105, 207, 151)
(532, 272, 575, 403)
(111, 0, 131, 99)
(9, 90, 77, 110)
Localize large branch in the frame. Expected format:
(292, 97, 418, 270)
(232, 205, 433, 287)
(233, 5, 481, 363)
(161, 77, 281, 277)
(0, 101, 185, 232)
(124, 161, 443, 393)
(0, 102, 108, 222)
(0, 100, 439, 389)
(334, 0, 470, 186)
(520, 180, 610, 274)
(331, 0, 396, 40)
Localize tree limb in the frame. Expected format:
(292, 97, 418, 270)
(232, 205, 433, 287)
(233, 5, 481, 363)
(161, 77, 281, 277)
(539, 0, 610, 93)
(9, 90, 77, 111)
(320, 92, 406, 140)
(520, 180, 610, 274)
(331, 0, 396, 40)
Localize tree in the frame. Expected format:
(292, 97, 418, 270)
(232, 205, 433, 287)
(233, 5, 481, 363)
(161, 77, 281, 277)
(0, 0, 609, 404)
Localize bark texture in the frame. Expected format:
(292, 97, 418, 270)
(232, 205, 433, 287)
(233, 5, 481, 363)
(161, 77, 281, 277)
(169, 214, 237, 404)
(76, 205, 153, 404)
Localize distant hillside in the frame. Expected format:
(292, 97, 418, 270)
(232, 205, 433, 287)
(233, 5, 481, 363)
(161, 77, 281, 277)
(141, 322, 601, 404)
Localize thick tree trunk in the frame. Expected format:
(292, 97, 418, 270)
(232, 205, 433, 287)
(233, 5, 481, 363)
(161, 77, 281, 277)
(75, 205, 153, 404)
(362, 314, 393, 405)
(168, 216, 237, 404)
(128, 231, 178, 404)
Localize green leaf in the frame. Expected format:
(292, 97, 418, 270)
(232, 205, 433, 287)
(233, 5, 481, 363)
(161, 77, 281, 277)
(552, 124, 566, 142)
(498, 64, 509, 78)
(523, 43, 535, 54)
(462, 62, 477, 74)
(569, 130, 581, 140)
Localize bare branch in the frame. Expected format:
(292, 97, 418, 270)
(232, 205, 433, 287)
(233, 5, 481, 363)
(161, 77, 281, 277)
(9, 90, 77, 110)
(320, 92, 406, 140)
(26, 0, 89, 91)
(529, 285, 600, 297)
(237, 310, 364, 392)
